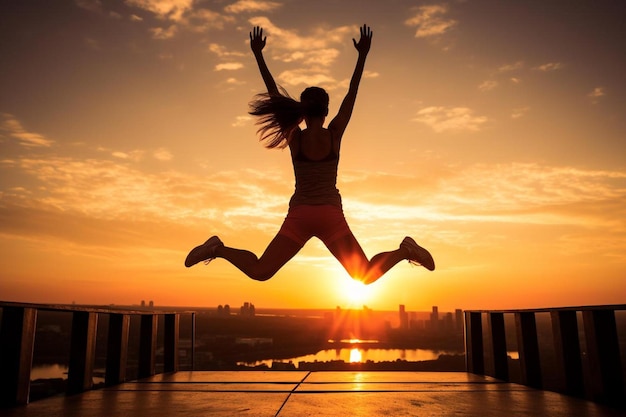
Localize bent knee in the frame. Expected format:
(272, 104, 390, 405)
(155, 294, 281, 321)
(249, 269, 276, 282)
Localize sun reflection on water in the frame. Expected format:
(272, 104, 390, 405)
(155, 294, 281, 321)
(349, 348, 362, 363)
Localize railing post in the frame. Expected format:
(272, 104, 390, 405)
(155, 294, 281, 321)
(465, 312, 484, 374)
(67, 311, 98, 394)
(582, 309, 624, 407)
(105, 313, 130, 386)
(164, 314, 179, 373)
(514, 312, 542, 388)
(0, 307, 37, 407)
(550, 310, 584, 396)
(191, 312, 196, 370)
(486, 312, 509, 381)
(138, 314, 158, 378)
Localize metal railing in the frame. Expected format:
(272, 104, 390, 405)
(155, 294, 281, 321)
(464, 304, 625, 408)
(0, 301, 194, 407)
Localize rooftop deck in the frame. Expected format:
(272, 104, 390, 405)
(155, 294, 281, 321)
(3, 371, 624, 417)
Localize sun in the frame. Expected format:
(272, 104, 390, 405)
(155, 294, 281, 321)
(339, 276, 375, 307)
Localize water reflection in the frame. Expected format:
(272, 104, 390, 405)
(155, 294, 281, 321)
(240, 347, 462, 367)
(31, 364, 67, 381)
(349, 348, 362, 363)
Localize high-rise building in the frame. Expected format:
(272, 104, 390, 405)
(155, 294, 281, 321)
(399, 304, 409, 329)
(455, 309, 464, 332)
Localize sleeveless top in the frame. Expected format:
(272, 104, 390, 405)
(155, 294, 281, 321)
(288, 130, 342, 208)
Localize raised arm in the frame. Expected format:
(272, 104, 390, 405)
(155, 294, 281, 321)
(250, 26, 279, 96)
(329, 24, 372, 140)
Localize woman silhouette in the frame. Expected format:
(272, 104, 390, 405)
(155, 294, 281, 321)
(185, 24, 434, 284)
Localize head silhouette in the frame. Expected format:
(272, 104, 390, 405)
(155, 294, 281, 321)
(300, 87, 329, 118)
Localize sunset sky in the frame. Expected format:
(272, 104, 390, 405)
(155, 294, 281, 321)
(1, 0, 625, 312)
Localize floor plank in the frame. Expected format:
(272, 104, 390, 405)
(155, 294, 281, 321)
(3, 371, 623, 417)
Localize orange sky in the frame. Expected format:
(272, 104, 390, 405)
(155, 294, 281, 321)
(1, 0, 625, 311)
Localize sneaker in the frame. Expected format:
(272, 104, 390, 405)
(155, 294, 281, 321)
(400, 236, 435, 271)
(185, 236, 224, 267)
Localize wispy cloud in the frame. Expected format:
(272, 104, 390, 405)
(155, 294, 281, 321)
(511, 106, 530, 119)
(75, 0, 103, 13)
(208, 43, 245, 57)
(215, 62, 244, 71)
(588, 86, 605, 104)
(412, 106, 488, 132)
(405, 5, 457, 38)
(497, 61, 524, 73)
(0, 113, 54, 147)
(533, 62, 563, 72)
(150, 25, 177, 39)
(478, 80, 498, 92)
(124, 0, 193, 22)
(224, 0, 281, 14)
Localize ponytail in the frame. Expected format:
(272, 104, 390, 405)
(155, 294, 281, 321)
(249, 88, 304, 149)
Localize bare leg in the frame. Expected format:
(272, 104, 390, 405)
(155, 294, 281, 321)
(325, 233, 408, 285)
(214, 234, 304, 281)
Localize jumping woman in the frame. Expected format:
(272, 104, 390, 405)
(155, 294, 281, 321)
(185, 24, 434, 284)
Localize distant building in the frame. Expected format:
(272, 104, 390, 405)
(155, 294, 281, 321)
(429, 306, 440, 332)
(399, 304, 409, 330)
(455, 309, 464, 332)
(149, 300, 154, 308)
(240, 302, 255, 317)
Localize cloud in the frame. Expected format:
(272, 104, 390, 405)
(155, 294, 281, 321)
(215, 62, 244, 71)
(588, 87, 605, 103)
(126, 1, 234, 36)
(405, 5, 457, 38)
(497, 61, 524, 73)
(511, 106, 530, 119)
(224, 0, 281, 14)
(124, 0, 193, 22)
(232, 115, 252, 127)
(478, 80, 498, 92)
(208, 43, 245, 57)
(153, 148, 173, 161)
(0, 113, 54, 147)
(75, 0, 103, 13)
(412, 106, 488, 132)
(277, 69, 337, 89)
(183, 8, 234, 32)
(150, 25, 178, 39)
(533, 62, 563, 72)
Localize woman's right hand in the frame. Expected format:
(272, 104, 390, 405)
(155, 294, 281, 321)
(250, 26, 266, 54)
(352, 24, 372, 56)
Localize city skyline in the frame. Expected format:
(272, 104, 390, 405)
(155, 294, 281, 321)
(1, 0, 625, 311)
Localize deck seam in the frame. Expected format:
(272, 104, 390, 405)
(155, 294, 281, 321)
(274, 371, 311, 417)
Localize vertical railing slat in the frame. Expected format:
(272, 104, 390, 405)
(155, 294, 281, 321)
(514, 312, 542, 388)
(0, 307, 37, 406)
(164, 314, 180, 373)
(105, 313, 130, 386)
(465, 311, 484, 374)
(67, 311, 98, 394)
(582, 309, 624, 407)
(138, 314, 158, 378)
(550, 310, 584, 396)
(487, 312, 509, 381)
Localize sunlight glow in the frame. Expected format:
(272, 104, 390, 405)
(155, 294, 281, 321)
(339, 277, 375, 307)
(349, 348, 362, 363)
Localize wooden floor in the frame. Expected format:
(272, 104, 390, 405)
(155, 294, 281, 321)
(4, 371, 624, 417)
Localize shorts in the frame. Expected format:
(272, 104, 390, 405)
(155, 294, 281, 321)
(277, 205, 352, 246)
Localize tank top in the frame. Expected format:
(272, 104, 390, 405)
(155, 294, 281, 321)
(288, 130, 342, 208)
